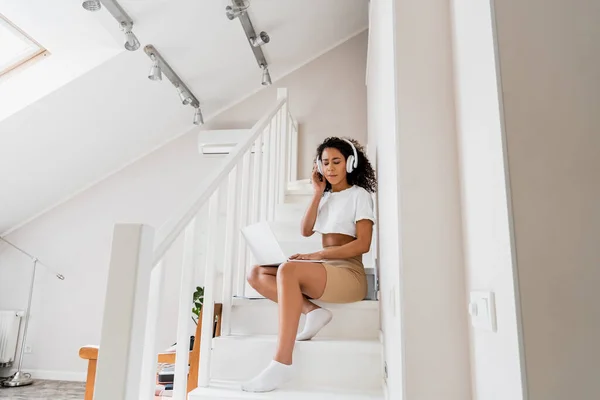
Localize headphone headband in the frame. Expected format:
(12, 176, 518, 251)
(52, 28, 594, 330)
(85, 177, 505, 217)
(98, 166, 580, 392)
(316, 137, 359, 175)
(341, 138, 358, 169)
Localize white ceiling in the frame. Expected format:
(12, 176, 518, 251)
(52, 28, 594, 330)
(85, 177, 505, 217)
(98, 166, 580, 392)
(0, 0, 368, 234)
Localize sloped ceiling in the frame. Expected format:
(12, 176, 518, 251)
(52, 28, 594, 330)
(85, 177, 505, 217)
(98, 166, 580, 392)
(0, 0, 368, 234)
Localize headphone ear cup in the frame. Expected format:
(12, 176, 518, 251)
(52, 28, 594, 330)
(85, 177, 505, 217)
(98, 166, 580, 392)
(346, 155, 355, 173)
(317, 159, 324, 175)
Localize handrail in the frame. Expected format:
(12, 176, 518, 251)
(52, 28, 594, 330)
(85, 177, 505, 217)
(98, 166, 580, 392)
(95, 90, 295, 400)
(152, 97, 286, 265)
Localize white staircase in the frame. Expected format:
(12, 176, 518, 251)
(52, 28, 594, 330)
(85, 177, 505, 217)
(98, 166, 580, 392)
(189, 180, 384, 399)
(94, 89, 384, 400)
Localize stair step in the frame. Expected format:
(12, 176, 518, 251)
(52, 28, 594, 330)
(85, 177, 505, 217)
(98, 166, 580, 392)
(189, 380, 384, 400)
(209, 335, 382, 392)
(230, 298, 380, 340)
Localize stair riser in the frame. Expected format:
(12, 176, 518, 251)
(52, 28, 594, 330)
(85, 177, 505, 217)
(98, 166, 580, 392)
(284, 194, 313, 204)
(275, 206, 306, 223)
(210, 339, 382, 391)
(270, 224, 322, 244)
(229, 304, 380, 340)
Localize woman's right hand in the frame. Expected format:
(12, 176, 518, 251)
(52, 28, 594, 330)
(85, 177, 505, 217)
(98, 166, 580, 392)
(311, 164, 326, 193)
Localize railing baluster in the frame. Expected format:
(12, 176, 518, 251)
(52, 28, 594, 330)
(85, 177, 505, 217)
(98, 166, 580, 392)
(236, 152, 251, 297)
(198, 190, 220, 387)
(286, 118, 294, 182)
(277, 109, 283, 205)
(260, 126, 271, 221)
(286, 117, 292, 184)
(173, 220, 198, 400)
(221, 165, 240, 336)
(251, 134, 263, 224)
(279, 106, 289, 204)
(294, 118, 299, 182)
(288, 112, 298, 183)
(274, 110, 282, 209)
(267, 112, 278, 220)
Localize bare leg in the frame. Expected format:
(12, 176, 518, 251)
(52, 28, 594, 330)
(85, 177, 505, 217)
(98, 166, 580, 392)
(247, 265, 320, 314)
(241, 261, 327, 393)
(274, 261, 327, 365)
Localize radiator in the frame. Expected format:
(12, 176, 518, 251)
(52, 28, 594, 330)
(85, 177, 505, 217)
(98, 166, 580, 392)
(0, 310, 24, 367)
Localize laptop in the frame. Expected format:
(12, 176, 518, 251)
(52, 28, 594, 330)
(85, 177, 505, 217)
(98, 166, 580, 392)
(241, 221, 326, 265)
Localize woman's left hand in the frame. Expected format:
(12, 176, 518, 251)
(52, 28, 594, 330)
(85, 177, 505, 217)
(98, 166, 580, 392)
(288, 252, 324, 261)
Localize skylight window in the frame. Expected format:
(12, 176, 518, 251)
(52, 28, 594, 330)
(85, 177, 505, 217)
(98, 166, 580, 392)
(0, 14, 48, 78)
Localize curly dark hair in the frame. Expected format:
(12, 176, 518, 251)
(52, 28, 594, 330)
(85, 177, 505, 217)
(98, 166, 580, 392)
(315, 137, 377, 193)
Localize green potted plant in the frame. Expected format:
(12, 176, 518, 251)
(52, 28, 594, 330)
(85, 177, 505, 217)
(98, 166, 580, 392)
(191, 286, 219, 339)
(191, 286, 204, 325)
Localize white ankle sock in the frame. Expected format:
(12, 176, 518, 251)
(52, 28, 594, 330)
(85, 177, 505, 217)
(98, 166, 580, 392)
(296, 308, 333, 341)
(241, 360, 294, 392)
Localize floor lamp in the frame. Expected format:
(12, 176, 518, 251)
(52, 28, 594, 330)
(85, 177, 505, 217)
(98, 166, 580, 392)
(0, 237, 65, 388)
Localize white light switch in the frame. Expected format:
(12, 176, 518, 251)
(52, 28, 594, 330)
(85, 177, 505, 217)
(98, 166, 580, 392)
(468, 291, 497, 332)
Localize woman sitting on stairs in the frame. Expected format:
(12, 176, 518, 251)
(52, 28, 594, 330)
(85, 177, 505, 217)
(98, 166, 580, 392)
(243, 136, 377, 392)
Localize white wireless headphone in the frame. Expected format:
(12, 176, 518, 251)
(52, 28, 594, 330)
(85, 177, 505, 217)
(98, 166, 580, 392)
(317, 138, 359, 175)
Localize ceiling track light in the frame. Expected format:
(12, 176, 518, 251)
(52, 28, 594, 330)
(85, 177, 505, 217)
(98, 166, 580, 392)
(82, 0, 101, 11)
(148, 54, 162, 81)
(122, 23, 140, 51)
(177, 85, 193, 105)
(82, 0, 140, 51)
(225, 5, 247, 20)
(250, 31, 270, 47)
(193, 106, 204, 126)
(261, 64, 272, 86)
(226, 0, 272, 86)
(144, 45, 204, 126)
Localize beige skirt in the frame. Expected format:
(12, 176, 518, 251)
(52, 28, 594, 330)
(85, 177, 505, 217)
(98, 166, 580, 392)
(317, 254, 368, 303)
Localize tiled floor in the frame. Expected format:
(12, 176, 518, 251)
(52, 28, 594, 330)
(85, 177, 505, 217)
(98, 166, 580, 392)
(0, 379, 173, 399)
(0, 380, 85, 400)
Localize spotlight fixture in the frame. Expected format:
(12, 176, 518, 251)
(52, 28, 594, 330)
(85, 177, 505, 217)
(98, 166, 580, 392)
(225, 5, 247, 20)
(83, 0, 140, 51)
(122, 26, 140, 51)
(82, 0, 101, 11)
(177, 85, 193, 105)
(148, 54, 162, 81)
(193, 107, 204, 126)
(226, 1, 272, 86)
(250, 31, 270, 47)
(261, 65, 272, 86)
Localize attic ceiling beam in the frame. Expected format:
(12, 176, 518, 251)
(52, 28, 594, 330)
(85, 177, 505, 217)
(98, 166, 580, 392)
(226, 0, 272, 85)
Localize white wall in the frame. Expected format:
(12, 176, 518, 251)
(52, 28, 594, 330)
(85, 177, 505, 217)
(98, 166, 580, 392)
(204, 31, 369, 180)
(492, 1, 600, 399)
(450, 0, 525, 399)
(365, 1, 403, 398)
(394, 0, 472, 397)
(367, 1, 471, 399)
(0, 130, 235, 380)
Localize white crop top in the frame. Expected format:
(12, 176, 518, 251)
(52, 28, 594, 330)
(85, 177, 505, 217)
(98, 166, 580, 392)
(313, 186, 375, 238)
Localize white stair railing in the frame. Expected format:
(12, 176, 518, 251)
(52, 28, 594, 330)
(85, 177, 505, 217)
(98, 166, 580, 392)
(94, 89, 298, 400)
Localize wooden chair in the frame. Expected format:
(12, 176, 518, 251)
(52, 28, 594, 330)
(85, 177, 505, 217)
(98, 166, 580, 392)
(79, 303, 222, 399)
